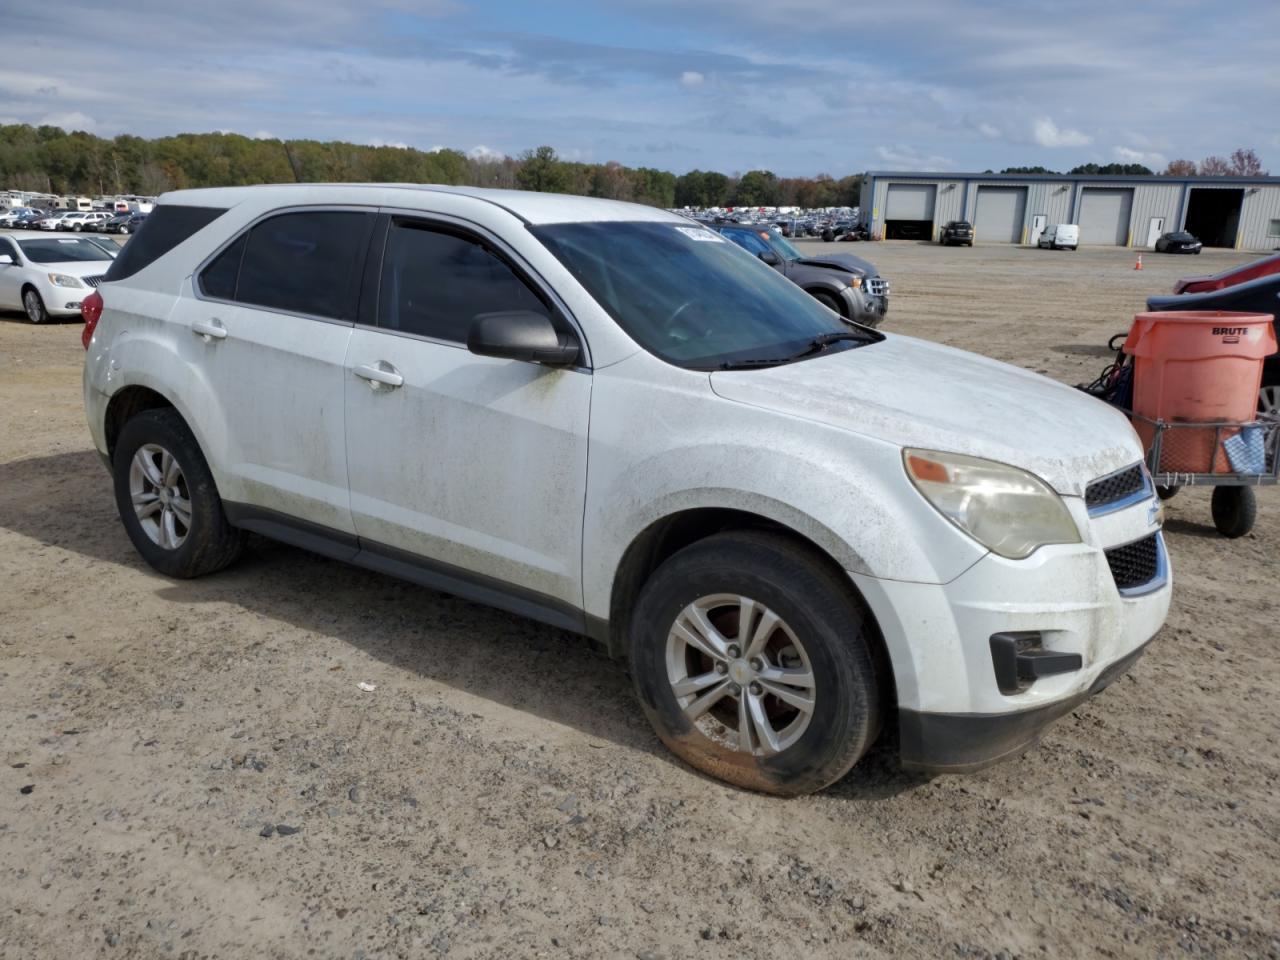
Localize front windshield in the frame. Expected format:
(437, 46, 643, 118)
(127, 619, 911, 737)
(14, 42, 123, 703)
(19, 237, 115, 263)
(767, 232, 804, 261)
(532, 220, 875, 369)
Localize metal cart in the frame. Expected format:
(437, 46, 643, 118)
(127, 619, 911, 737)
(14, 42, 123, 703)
(1121, 410, 1279, 537)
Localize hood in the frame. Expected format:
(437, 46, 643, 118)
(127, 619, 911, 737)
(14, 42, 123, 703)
(795, 252, 879, 277)
(709, 334, 1143, 496)
(27, 254, 115, 275)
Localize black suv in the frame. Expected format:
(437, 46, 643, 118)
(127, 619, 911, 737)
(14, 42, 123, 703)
(711, 222, 889, 326)
(940, 221, 974, 246)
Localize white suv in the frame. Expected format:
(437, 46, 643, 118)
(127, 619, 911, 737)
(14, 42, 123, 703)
(82, 185, 1170, 795)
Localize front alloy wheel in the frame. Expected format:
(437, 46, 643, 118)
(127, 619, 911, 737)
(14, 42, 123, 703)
(23, 289, 48, 323)
(630, 530, 882, 795)
(666, 594, 816, 756)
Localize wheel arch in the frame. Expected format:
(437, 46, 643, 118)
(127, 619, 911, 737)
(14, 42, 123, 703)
(604, 506, 896, 708)
(103, 384, 191, 460)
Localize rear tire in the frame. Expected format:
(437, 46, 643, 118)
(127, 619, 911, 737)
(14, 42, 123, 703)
(1211, 486, 1256, 539)
(1156, 484, 1180, 501)
(112, 408, 246, 578)
(629, 530, 882, 796)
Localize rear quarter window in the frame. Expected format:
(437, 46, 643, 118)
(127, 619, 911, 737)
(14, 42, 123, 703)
(103, 204, 227, 282)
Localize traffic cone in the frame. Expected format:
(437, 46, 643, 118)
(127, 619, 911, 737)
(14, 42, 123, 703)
(1134, 254, 1143, 271)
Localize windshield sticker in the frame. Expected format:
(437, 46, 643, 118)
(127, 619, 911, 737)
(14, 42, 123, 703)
(674, 226, 724, 242)
(57, 239, 80, 243)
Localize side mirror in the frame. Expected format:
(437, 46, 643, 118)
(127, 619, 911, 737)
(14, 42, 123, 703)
(0, 254, 12, 265)
(467, 310, 580, 366)
(758, 250, 781, 267)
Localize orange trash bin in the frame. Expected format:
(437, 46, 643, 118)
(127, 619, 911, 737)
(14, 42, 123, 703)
(1124, 311, 1277, 473)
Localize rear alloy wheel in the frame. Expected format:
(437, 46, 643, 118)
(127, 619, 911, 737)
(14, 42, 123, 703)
(23, 288, 48, 324)
(113, 408, 246, 577)
(630, 531, 882, 796)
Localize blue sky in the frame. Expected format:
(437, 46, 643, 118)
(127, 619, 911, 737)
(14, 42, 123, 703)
(5, 0, 1278, 176)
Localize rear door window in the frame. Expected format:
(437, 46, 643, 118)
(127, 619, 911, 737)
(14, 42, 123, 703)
(202, 210, 375, 322)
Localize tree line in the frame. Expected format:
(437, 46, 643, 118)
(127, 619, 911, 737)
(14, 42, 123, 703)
(998, 148, 1267, 178)
(1, 125, 1268, 211)
(0, 125, 863, 209)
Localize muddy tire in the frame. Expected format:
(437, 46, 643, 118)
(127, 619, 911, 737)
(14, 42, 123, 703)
(112, 408, 246, 578)
(629, 530, 882, 796)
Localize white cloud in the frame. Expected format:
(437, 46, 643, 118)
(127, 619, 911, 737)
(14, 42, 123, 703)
(680, 70, 704, 87)
(369, 137, 410, 148)
(875, 144, 953, 170)
(37, 110, 95, 131)
(1114, 145, 1166, 167)
(466, 144, 505, 161)
(976, 122, 1001, 140)
(251, 130, 278, 140)
(1031, 117, 1091, 148)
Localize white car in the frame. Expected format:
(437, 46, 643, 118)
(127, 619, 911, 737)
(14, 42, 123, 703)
(59, 211, 113, 232)
(1038, 224, 1080, 250)
(0, 234, 115, 322)
(82, 185, 1170, 795)
(35, 211, 75, 231)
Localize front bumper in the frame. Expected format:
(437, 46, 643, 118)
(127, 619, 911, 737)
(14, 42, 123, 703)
(898, 636, 1150, 772)
(841, 287, 889, 327)
(849, 499, 1171, 773)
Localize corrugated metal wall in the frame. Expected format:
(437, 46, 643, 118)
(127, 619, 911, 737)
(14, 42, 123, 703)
(1239, 187, 1280, 250)
(1128, 183, 1182, 248)
(1025, 182, 1074, 231)
(869, 179, 963, 240)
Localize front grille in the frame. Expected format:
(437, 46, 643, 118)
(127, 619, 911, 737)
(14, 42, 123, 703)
(867, 277, 889, 297)
(1105, 534, 1160, 591)
(1086, 463, 1146, 512)
(82, 275, 105, 288)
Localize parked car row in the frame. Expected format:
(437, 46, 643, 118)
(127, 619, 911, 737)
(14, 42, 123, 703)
(0, 208, 147, 233)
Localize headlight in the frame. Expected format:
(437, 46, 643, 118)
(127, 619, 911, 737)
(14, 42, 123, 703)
(48, 273, 84, 288)
(904, 448, 1081, 559)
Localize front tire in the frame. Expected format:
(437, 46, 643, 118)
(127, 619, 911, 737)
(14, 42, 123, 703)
(812, 291, 843, 317)
(22, 288, 48, 324)
(629, 531, 882, 796)
(112, 409, 246, 578)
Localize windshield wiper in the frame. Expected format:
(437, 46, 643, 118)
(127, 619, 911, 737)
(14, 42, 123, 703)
(716, 331, 874, 370)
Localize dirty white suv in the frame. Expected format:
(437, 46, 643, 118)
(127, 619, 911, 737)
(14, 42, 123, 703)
(82, 185, 1171, 795)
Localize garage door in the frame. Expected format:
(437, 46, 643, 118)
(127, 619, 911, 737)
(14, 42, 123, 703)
(1078, 188, 1134, 246)
(885, 183, 936, 221)
(973, 186, 1028, 243)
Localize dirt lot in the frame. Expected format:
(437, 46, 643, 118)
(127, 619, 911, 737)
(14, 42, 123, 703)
(1, 238, 1277, 960)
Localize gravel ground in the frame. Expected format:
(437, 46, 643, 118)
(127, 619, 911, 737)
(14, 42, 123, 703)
(1, 236, 1278, 960)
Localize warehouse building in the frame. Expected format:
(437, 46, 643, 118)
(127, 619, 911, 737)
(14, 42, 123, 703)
(862, 171, 1280, 251)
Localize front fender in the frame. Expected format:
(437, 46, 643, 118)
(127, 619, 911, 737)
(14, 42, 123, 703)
(582, 359, 987, 620)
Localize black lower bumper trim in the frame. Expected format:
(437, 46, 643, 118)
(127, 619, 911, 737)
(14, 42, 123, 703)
(898, 637, 1153, 774)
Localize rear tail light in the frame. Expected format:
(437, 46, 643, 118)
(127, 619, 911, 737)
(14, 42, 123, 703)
(81, 290, 103, 349)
